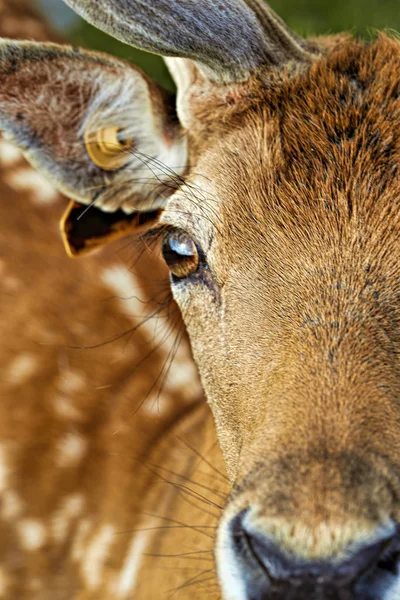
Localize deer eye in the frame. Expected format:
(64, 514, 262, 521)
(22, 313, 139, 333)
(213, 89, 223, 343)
(84, 126, 133, 171)
(162, 231, 200, 280)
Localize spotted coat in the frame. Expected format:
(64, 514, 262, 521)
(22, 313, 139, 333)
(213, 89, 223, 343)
(0, 2, 226, 598)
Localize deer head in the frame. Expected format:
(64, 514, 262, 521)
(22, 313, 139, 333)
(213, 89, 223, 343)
(1, 1, 400, 598)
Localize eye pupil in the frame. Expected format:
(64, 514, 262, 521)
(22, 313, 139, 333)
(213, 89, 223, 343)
(162, 232, 199, 279)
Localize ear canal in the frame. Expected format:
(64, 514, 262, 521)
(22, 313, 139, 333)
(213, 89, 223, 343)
(84, 125, 133, 171)
(63, 0, 318, 83)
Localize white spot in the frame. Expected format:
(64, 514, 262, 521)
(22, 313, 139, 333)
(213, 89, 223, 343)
(53, 395, 83, 422)
(17, 519, 47, 551)
(56, 433, 88, 468)
(159, 337, 202, 401)
(5, 168, 58, 205)
(1, 490, 24, 521)
(3, 275, 22, 292)
(51, 494, 85, 544)
(64, 494, 85, 516)
(101, 267, 185, 367)
(0, 140, 22, 166)
(0, 259, 23, 292)
(143, 392, 171, 416)
(71, 518, 92, 562)
(56, 371, 87, 395)
(101, 267, 147, 322)
(6, 353, 39, 386)
(164, 358, 201, 396)
(116, 531, 150, 598)
(81, 525, 115, 589)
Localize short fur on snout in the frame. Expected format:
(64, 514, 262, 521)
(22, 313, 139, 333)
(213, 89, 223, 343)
(2, 0, 400, 598)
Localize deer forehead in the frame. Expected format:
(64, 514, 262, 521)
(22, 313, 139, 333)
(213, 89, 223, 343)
(166, 36, 400, 276)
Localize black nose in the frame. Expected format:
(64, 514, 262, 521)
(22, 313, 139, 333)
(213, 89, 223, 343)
(230, 511, 400, 599)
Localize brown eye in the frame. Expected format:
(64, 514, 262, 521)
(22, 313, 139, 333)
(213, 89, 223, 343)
(84, 126, 133, 171)
(162, 232, 199, 279)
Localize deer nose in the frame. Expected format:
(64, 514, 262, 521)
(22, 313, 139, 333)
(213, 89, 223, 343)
(230, 511, 400, 599)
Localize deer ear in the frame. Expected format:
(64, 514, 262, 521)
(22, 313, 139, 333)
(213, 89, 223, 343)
(0, 40, 187, 218)
(64, 0, 314, 83)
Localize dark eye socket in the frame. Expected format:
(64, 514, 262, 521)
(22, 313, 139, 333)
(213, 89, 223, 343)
(162, 231, 200, 280)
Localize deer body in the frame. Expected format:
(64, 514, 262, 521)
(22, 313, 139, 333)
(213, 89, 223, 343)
(1, 0, 400, 599)
(0, 2, 226, 599)
(0, 105, 223, 599)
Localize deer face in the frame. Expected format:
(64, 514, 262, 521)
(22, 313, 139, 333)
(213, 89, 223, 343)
(161, 42, 400, 599)
(1, 2, 400, 599)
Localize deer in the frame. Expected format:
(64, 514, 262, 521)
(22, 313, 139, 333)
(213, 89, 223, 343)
(1, 0, 400, 598)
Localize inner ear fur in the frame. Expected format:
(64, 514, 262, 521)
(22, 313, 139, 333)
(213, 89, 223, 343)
(0, 39, 187, 215)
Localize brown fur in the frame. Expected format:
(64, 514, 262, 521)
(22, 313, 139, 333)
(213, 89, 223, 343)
(0, 2, 226, 598)
(3, 0, 400, 598)
(169, 34, 400, 561)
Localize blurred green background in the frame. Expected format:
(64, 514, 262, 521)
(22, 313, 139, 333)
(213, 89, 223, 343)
(34, 0, 400, 90)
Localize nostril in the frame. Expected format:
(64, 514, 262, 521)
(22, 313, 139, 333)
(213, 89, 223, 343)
(230, 511, 400, 591)
(231, 510, 292, 583)
(231, 511, 265, 574)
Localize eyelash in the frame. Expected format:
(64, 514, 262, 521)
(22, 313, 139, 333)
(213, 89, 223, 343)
(140, 224, 171, 248)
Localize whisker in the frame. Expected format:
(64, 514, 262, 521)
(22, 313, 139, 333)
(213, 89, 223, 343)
(168, 569, 215, 597)
(174, 435, 229, 483)
(144, 550, 213, 559)
(67, 302, 167, 350)
(134, 460, 227, 500)
(115, 525, 217, 536)
(125, 315, 186, 420)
